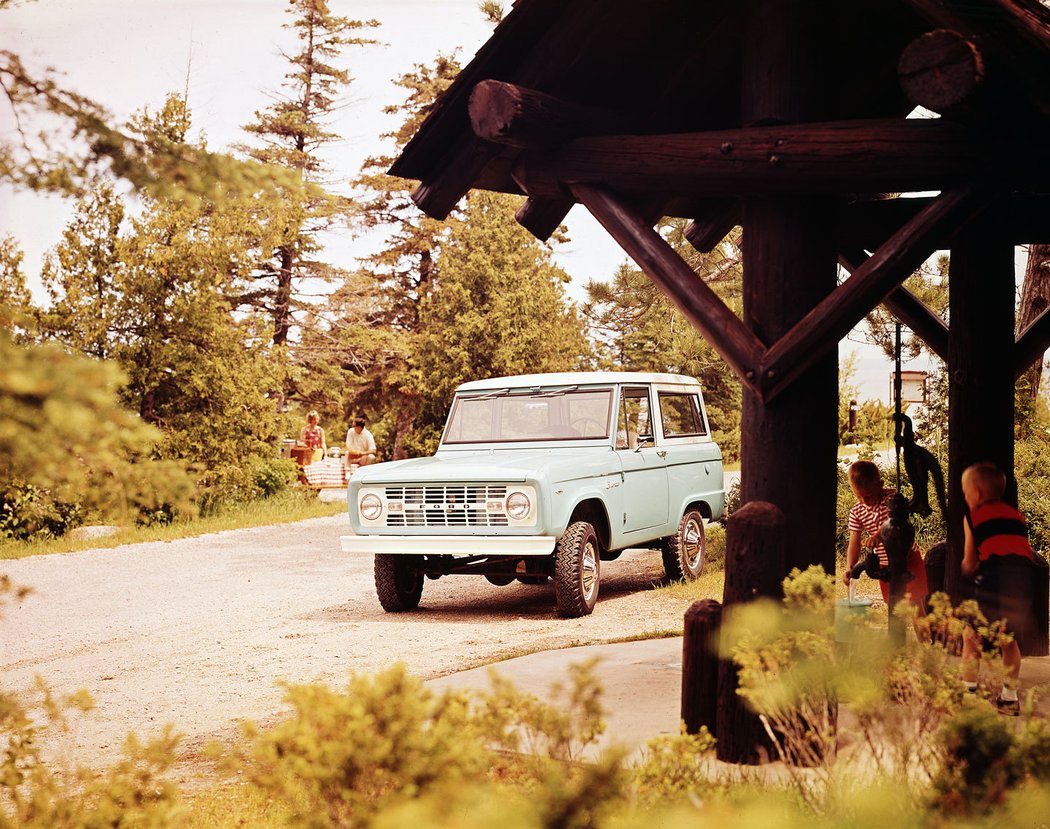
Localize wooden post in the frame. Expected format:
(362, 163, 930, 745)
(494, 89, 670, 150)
(739, 0, 839, 578)
(716, 501, 786, 764)
(945, 210, 1015, 600)
(681, 599, 722, 736)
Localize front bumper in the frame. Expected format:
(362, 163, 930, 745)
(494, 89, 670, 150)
(340, 534, 557, 557)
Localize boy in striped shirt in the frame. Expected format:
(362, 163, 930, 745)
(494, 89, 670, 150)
(961, 461, 1036, 716)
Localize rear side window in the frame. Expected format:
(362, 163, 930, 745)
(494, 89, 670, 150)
(658, 392, 707, 438)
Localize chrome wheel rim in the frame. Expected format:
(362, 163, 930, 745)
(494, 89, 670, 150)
(683, 517, 704, 570)
(581, 540, 599, 600)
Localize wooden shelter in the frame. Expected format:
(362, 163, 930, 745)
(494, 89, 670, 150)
(391, 0, 1050, 761)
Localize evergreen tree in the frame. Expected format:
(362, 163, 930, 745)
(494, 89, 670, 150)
(583, 220, 743, 461)
(40, 96, 288, 469)
(405, 190, 592, 454)
(240, 0, 378, 346)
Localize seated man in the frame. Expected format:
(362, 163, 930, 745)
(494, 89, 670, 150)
(345, 416, 377, 468)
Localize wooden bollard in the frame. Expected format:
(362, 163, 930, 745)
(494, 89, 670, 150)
(681, 598, 722, 736)
(716, 501, 786, 765)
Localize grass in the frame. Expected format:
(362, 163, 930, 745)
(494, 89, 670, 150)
(0, 490, 346, 561)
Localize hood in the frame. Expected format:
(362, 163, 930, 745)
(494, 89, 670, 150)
(351, 447, 618, 485)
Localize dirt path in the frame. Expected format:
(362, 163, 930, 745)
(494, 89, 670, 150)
(1, 515, 692, 779)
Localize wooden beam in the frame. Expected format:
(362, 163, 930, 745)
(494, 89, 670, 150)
(515, 197, 574, 241)
(839, 251, 950, 361)
(468, 80, 634, 149)
(1015, 306, 1050, 377)
(513, 118, 1048, 200)
(411, 139, 506, 220)
(898, 29, 985, 114)
(396, 0, 622, 218)
(571, 182, 764, 392)
(759, 187, 989, 401)
(839, 194, 1050, 250)
(685, 200, 740, 253)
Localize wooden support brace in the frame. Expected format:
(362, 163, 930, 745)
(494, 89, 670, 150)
(1014, 305, 1050, 378)
(685, 200, 741, 253)
(515, 197, 574, 241)
(759, 187, 989, 401)
(411, 139, 504, 220)
(839, 251, 950, 361)
(571, 182, 764, 393)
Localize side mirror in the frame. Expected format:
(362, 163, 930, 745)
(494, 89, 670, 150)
(634, 435, 654, 452)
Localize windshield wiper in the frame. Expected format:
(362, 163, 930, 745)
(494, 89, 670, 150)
(533, 385, 579, 398)
(469, 389, 511, 400)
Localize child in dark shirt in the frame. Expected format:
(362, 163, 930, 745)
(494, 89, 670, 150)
(960, 461, 1037, 716)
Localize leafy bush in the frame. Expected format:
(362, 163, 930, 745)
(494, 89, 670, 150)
(222, 660, 616, 829)
(722, 567, 1046, 816)
(250, 456, 298, 497)
(1015, 433, 1050, 555)
(0, 482, 83, 541)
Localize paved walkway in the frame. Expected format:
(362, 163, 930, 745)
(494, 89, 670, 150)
(428, 637, 1050, 759)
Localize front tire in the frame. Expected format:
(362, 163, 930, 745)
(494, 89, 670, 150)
(662, 510, 706, 582)
(374, 554, 424, 611)
(554, 521, 601, 617)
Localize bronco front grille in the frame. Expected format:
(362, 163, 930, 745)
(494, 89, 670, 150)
(383, 485, 510, 528)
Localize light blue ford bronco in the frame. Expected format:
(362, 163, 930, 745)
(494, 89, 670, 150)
(342, 372, 724, 617)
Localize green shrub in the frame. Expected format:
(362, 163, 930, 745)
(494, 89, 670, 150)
(0, 482, 83, 541)
(704, 522, 726, 570)
(1015, 434, 1050, 554)
(250, 456, 298, 497)
(931, 702, 1022, 815)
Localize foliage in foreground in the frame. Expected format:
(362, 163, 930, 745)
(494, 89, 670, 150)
(4, 570, 1050, 829)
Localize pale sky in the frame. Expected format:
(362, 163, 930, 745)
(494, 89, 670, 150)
(1, 0, 931, 403)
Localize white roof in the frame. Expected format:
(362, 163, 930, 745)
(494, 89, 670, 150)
(456, 371, 701, 392)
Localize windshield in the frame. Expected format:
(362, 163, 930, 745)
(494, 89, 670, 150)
(443, 387, 613, 444)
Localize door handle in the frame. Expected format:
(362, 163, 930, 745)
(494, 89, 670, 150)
(657, 450, 667, 458)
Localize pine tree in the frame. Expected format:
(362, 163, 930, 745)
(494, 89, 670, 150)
(240, 0, 378, 346)
(40, 96, 288, 467)
(583, 219, 743, 461)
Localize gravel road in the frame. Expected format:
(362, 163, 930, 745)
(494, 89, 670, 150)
(1, 514, 693, 779)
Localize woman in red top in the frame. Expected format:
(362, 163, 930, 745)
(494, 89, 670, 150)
(961, 461, 1036, 716)
(299, 411, 327, 464)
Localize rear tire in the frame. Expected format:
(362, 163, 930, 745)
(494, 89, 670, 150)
(374, 554, 424, 611)
(554, 521, 601, 617)
(661, 510, 706, 582)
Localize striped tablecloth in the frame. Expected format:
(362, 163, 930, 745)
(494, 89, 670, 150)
(302, 458, 346, 488)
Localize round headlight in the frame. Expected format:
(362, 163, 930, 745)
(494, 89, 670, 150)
(360, 493, 383, 521)
(506, 491, 531, 520)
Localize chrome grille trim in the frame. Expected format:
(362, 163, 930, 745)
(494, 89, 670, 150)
(383, 485, 510, 528)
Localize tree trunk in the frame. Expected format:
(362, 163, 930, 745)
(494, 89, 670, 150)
(273, 246, 294, 346)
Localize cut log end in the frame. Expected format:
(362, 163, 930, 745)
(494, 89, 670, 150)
(898, 29, 985, 114)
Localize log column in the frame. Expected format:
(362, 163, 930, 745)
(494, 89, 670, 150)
(716, 0, 839, 766)
(945, 211, 1015, 599)
(738, 0, 839, 578)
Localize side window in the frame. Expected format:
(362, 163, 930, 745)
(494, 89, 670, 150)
(616, 387, 653, 450)
(659, 392, 706, 438)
